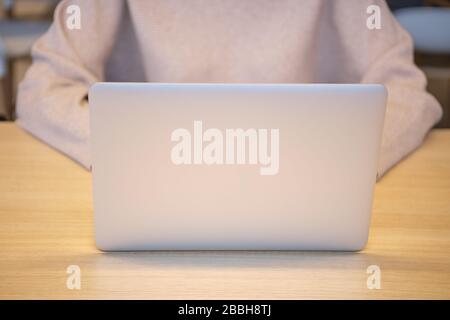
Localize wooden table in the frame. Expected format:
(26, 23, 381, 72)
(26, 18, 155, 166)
(0, 123, 449, 299)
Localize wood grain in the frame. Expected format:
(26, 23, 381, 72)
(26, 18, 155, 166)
(0, 123, 449, 299)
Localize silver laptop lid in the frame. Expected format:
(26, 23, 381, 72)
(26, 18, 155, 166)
(89, 83, 386, 251)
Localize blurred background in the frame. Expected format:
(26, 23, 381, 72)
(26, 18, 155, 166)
(0, 0, 448, 127)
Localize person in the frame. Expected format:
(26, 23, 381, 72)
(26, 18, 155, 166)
(16, 0, 442, 178)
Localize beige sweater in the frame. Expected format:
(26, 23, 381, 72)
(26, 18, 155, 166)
(16, 0, 442, 178)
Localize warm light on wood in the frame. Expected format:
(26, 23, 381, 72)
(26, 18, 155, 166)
(0, 123, 449, 299)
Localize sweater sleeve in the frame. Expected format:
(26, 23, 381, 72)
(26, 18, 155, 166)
(359, 1, 443, 178)
(15, 0, 125, 168)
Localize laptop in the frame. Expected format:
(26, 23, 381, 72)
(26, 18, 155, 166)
(89, 83, 386, 251)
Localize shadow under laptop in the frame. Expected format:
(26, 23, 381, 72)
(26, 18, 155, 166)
(92, 250, 373, 269)
(50, 251, 431, 298)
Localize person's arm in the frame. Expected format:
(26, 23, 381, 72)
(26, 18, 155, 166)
(359, 1, 442, 178)
(16, 0, 125, 168)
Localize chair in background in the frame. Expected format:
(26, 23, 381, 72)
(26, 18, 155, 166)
(0, 37, 6, 120)
(394, 0, 450, 127)
(0, 0, 57, 120)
